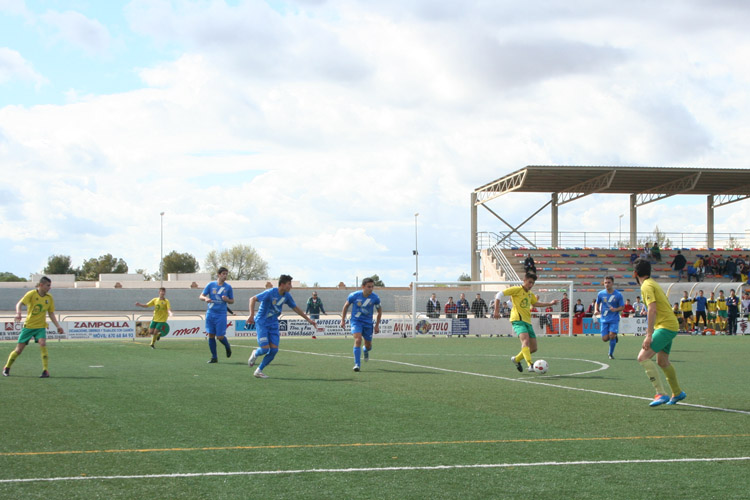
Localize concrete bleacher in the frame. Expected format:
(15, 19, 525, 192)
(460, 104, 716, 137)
(502, 248, 745, 293)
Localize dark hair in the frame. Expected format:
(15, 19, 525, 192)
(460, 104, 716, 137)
(362, 277, 375, 286)
(217, 267, 229, 275)
(525, 272, 537, 281)
(38, 276, 51, 285)
(633, 258, 651, 278)
(159, 287, 166, 292)
(604, 275, 615, 282)
(279, 274, 293, 285)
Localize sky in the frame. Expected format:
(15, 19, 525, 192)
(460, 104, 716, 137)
(2, 0, 750, 286)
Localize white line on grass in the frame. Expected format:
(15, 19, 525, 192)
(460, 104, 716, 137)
(285, 350, 750, 416)
(2, 456, 748, 483)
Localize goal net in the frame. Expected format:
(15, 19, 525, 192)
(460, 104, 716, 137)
(409, 280, 575, 338)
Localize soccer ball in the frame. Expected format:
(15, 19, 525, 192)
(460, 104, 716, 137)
(415, 319, 431, 335)
(533, 359, 549, 374)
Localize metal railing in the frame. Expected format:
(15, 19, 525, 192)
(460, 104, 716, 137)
(478, 231, 750, 250)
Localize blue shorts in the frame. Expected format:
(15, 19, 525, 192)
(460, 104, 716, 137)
(351, 322, 373, 342)
(205, 314, 227, 337)
(256, 322, 280, 347)
(600, 321, 619, 336)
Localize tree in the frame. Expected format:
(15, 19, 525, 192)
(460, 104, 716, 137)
(204, 244, 269, 280)
(78, 254, 128, 281)
(458, 273, 471, 281)
(43, 255, 75, 275)
(368, 274, 385, 287)
(0, 272, 27, 282)
(162, 251, 200, 275)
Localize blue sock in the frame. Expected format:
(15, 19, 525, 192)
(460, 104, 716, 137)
(218, 337, 230, 349)
(609, 338, 616, 356)
(354, 346, 361, 365)
(208, 337, 217, 358)
(259, 348, 278, 370)
(255, 347, 270, 358)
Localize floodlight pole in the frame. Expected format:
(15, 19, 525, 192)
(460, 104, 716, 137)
(160, 212, 165, 287)
(414, 213, 419, 283)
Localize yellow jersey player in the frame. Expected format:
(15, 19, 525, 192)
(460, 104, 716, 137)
(136, 287, 173, 349)
(716, 290, 728, 332)
(633, 259, 686, 406)
(4, 277, 64, 378)
(494, 272, 558, 373)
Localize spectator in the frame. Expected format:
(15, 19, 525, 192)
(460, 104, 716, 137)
(524, 253, 536, 273)
(444, 297, 457, 319)
(471, 293, 488, 318)
(633, 296, 647, 317)
(426, 293, 441, 319)
(741, 291, 750, 321)
(621, 299, 635, 317)
(560, 292, 570, 318)
(705, 254, 717, 275)
(305, 291, 327, 320)
(694, 255, 705, 275)
(456, 293, 470, 319)
(499, 301, 511, 318)
(670, 250, 687, 282)
(651, 242, 661, 262)
(692, 289, 708, 332)
(679, 291, 694, 332)
(725, 258, 737, 281)
(727, 289, 740, 335)
(629, 250, 639, 264)
(586, 299, 596, 317)
(573, 299, 585, 326)
(717, 255, 726, 275)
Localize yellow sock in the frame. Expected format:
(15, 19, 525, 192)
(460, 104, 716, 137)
(639, 359, 667, 395)
(5, 350, 19, 369)
(520, 346, 532, 367)
(40, 346, 49, 371)
(151, 334, 158, 346)
(661, 363, 682, 396)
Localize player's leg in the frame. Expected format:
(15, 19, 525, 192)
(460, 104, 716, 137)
(4, 335, 28, 375)
(637, 346, 669, 405)
(352, 326, 364, 371)
(257, 329, 279, 373)
(149, 327, 158, 348)
(249, 323, 271, 367)
(205, 315, 219, 362)
(38, 337, 49, 377)
(608, 324, 618, 359)
(362, 326, 373, 362)
(212, 315, 231, 357)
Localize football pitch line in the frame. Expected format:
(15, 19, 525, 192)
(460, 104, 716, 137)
(286, 349, 750, 416)
(1, 456, 748, 484)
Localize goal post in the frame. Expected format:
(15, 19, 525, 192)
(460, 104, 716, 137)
(411, 280, 575, 337)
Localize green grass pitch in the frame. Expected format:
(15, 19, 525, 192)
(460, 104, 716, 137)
(1, 334, 748, 499)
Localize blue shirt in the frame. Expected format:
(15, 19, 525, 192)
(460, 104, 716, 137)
(347, 290, 381, 326)
(202, 281, 234, 317)
(254, 288, 297, 326)
(596, 289, 624, 323)
(694, 295, 708, 312)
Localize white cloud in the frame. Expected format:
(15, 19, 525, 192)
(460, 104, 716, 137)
(0, 47, 47, 86)
(40, 10, 112, 56)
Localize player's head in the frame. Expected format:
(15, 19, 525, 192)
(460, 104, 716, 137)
(633, 258, 651, 282)
(37, 276, 52, 294)
(361, 277, 375, 294)
(719, 290, 725, 296)
(625, 298, 631, 303)
(522, 272, 537, 290)
(159, 287, 166, 297)
(217, 267, 229, 281)
(604, 276, 614, 291)
(730, 289, 736, 296)
(710, 291, 715, 298)
(698, 289, 704, 296)
(460, 293, 465, 299)
(312, 291, 318, 298)
(683, 290, 688, 297)
(448, 296, 453, 302)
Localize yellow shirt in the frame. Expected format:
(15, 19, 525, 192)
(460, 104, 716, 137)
(640, 278, 679, 331)
(146, 298, 171, 323)
(679, 297, 694, 312)
(707, 299, 717, 312)
(501, 286, 537, 323)
(21, 289, 55, 329)
(717, 297, 728, 311)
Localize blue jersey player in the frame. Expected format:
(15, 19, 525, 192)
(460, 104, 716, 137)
(246, 275, 318, 379)
(199, 267, 234, 363)
(340, 277, 382, 372)
(594, 276, 625, 360)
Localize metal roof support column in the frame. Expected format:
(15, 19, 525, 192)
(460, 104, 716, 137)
(551, 193, 559, 248)
(707, 195, 714, 249)
(630, 193, 637, 248)
(471, 191, 479, 281)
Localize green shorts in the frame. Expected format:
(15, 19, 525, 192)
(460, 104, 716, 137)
(149, 321, 169, 335)
(651, 328, 677, 354)
(512, 321, 536, 339)
(18, 328, 46, 344)
(718, 311, 728, 318)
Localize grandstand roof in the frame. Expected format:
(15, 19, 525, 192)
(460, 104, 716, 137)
(474, 166, 750, 204)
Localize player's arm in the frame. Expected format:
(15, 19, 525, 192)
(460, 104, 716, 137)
(222, 289, 234, 304)
(293, 306, 317, 327)
(246, 295, 258, 326)
(535, 299, 558, 308)
(492, 298, 501, 319)
(48, 311, 64, 334)
(14, 299, 24, 322)
(135, 302, 150, 308)
(199, 292, 212, 303)
(340, 301, 351, 329)
(374, 305, 382, 334)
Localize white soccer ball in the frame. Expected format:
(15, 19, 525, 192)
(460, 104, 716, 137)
(533, 359, 549, 374)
